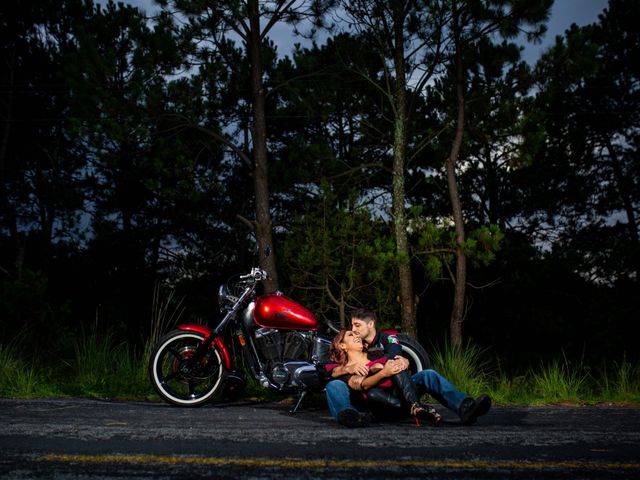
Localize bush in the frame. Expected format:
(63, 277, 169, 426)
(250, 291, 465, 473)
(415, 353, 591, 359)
(598, 360, 640, 403)
(530, 356, 589, 404)
(0, 341, 54, 397)
(429, 340, 492, 398)
(67, 328, 152, 399)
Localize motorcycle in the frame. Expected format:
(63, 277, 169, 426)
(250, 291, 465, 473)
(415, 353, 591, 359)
(148, 264, 430, 411)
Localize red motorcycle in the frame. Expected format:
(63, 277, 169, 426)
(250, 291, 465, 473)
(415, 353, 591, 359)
(148, 266, 429, 411)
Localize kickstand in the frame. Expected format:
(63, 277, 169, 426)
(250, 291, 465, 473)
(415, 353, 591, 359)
(289, 390, 307, 414)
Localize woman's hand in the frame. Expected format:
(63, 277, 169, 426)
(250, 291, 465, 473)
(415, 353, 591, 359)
(392, 356, 410, 371)
(385, 357, 408, 375)
(333, 362, 369, 378)
(345, 363, 370, 376)
(348, 375, 365, 391)
(381, 361, 399, 377)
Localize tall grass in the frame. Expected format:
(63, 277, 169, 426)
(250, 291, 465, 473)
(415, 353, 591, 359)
(69, 328, 151, 399)
(530, 355, 590, 404)
(598, 360, 640, 403)
(0, 341, 52, 397)
(141, 282, 185, 382)
(3, 323, 639, 405)
(429, 340, 492, 398)
(489, 372, 532, 405)
(426, 342, 640, 406)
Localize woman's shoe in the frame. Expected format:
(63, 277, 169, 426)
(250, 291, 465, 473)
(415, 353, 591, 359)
(410, 402, 443, 427)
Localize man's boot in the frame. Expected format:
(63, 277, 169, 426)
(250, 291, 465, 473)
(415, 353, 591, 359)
(337, 408, 371, 428)
(459, 395, 492, 426)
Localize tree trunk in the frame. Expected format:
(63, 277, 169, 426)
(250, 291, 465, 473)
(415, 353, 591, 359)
(483, 139, 500, 226)
(247, 0, 278, 292)
(447, 1, 467, 348)
(391, 0, 416, 337)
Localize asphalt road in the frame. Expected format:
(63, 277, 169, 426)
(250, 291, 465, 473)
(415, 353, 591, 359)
(1, 397, 639, 479)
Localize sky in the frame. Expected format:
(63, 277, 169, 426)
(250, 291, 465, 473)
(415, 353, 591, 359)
(520, 0, 609, 63)
(108, 0, 611, 64)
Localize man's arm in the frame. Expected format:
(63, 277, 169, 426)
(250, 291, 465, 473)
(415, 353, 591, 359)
(351, 362, 396, 391)
(379, 334, 410, 371)
(388, 356, 409, 371)
(331, 363, 369, 378)
(381, 333, 404, 359)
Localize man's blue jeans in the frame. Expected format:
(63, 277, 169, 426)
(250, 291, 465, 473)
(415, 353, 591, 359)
(325, 369, 469, 419)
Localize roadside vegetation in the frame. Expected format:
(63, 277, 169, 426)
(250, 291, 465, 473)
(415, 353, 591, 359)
(429, 342, 640, 406)
(1, 334, 638, 406)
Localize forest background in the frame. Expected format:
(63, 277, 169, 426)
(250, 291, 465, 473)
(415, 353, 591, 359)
(1, 0, 638, 402)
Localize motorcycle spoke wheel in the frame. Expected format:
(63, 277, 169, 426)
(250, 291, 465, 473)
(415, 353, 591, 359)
(150, 331, 224, 406)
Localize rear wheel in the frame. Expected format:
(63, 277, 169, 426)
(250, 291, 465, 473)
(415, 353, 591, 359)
(149, 330, 225, 407)
(397, 334, 430, 374)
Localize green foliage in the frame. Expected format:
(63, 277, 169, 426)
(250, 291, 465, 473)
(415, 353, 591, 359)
(466, 225, 504, 267)
(499, 357, 625, 405)
(283, 184, 398, 326)
(489, 373, 532, 405)
(68, 329, 151, 399)
(524, 0, 640, 283)
(2, 333, 640, 405)
(530, 356, 590, 404)
(410, 211, 503, 280)
(598, 360, 640, 404)
(0, 270, 50, 331)
(429, 340, 492, 398)
(427, 343, 640, 406)
(0, 269, 73, 354)
(0, 342, 50, 398)
(143, 282, 185, 373)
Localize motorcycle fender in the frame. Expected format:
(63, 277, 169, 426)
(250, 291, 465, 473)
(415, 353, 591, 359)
(177, 324, 232, 370)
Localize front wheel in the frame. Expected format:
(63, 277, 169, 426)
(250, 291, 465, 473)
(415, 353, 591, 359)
(149, 330, 225, 407)
(397, 334, 430, 374)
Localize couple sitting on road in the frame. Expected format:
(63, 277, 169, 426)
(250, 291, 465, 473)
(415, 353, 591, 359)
(325, 308, 491, 428)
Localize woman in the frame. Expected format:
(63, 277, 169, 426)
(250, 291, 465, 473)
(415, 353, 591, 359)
(330, 329, 442, 426)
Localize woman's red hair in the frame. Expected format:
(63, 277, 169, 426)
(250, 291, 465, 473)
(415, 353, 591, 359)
(329, 329, 350, 366)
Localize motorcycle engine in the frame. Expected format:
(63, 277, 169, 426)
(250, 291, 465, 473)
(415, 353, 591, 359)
(253, 328, 314, 388)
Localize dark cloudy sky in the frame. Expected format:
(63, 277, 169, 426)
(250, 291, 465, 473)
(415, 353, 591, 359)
(97, 0, 610, 63)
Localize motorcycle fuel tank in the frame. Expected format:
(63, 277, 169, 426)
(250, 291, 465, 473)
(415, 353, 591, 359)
(253, 293, 319, 330)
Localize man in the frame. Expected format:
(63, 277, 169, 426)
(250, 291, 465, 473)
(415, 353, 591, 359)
(326, 308, 492, 428)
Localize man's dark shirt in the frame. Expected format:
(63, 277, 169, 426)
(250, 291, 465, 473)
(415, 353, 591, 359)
(365, 331, 403, 360)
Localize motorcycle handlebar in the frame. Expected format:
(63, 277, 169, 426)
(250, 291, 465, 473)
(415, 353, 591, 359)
(239, 268, 268, 282)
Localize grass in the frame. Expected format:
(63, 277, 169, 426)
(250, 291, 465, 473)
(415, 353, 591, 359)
(597, 359, 640, 404)
(489, 373, 532, 405)
(430, 340, 492, 398)
(143, 282, 185, 378)
(529, 354, 589, 404)
(0, 284, 184, 401)
(0, 341, 51, 397)
(0, 330, 153, 400)
(1, 333, 639, 405)
(426, 341, 640, 406)
(67, 328, 152, 399)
